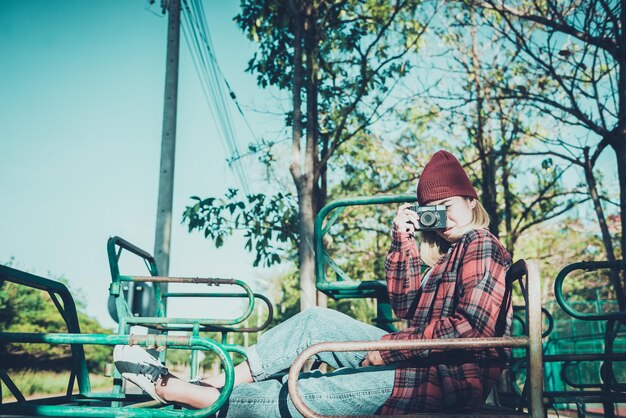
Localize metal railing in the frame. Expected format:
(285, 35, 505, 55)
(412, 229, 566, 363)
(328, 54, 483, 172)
(289, 260, 544, 417)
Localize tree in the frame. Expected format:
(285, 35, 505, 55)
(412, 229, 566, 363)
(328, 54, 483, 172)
(399, 2, 587, 257)
(474, 0, 626, 306)
(186, 0, 436, 310)
(0, 271, 112, 371)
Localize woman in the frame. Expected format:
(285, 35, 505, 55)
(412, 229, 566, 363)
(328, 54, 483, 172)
(114, 150, 512, 416)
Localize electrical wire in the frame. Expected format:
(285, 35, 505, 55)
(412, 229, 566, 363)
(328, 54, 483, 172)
(180, 0, 252, 194)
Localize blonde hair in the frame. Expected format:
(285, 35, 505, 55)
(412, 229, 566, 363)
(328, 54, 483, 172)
(419, 199, 490, 267)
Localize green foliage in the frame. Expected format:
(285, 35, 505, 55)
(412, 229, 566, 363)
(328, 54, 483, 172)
(1, 370, 111, 400)
(268, 268, 301, 324)
(515, 216, 620, 302)
(236, 0, 427, 95)
(236, 0, 434, 190)
(183, 189, 299, 267)
(0, 275, 113, 372)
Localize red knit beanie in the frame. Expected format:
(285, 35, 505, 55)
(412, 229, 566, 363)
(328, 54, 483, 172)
(417, 150, 478, 204)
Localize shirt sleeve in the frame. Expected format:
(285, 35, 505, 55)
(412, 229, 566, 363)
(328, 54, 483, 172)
(379, 231, 511, 364)
(384, 227, 423, 320)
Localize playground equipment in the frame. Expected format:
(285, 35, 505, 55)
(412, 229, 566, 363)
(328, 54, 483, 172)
(1, 195, 624, 417)
(0, 236, 273, 417)
(543, 261, 626, 417)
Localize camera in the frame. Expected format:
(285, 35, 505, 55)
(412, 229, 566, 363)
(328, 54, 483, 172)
(409, 205, 447, 231)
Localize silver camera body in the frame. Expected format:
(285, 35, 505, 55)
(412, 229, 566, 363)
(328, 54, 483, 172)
(409, 205, 447, 231)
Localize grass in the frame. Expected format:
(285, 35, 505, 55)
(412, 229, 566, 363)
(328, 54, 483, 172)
(1, 370, 113, 401)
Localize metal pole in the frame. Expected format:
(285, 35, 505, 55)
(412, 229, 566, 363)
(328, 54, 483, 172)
(154, 0, 181, 292)
(526, 260, 544, 417)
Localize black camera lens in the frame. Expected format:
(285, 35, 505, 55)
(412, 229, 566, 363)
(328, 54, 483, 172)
(420, 211, 437, 228)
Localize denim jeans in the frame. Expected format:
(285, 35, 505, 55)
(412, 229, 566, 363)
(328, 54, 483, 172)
(219, 307, 395, 417)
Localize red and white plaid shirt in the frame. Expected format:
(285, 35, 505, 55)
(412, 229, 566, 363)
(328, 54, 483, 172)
(378, 227, 512, 414)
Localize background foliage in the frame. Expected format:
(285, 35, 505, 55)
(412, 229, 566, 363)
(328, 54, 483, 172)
(0, 261, 113, 372)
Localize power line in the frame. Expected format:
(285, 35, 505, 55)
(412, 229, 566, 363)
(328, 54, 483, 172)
(179, 0, 251, 194)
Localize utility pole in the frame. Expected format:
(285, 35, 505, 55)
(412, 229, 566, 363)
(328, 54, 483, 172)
(154, 0, 181, 294)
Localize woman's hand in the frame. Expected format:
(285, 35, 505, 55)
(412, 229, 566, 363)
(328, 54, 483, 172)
(393, 203, 420, 233)
(361, 350, 384, 367)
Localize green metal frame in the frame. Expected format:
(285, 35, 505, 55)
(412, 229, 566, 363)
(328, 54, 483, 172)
(554, 260, 626, 321)
(314, 195, 415, 331)
(107, 236, 272, 381)
(0, 265, 237, 416)
(0, 332, 235, 417)
(545, 260, 626, 417)
(107, 236, 258, 332)
(0, 265, 91, 397)
(0, 235, 276, 416)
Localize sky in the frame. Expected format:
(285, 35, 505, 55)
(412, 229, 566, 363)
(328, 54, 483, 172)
(0, 1, 287, 329)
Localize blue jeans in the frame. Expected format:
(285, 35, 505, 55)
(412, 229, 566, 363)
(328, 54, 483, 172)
(219, 307, 395, 417)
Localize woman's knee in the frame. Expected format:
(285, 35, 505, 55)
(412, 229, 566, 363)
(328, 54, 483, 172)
(300, 306, 339, 324)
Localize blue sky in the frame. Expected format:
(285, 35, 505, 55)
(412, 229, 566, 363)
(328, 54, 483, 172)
(0, 1, 286, 328)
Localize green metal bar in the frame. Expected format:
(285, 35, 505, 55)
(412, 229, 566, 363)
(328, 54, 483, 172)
(161, 292, 274, 333)
(321, 206, 345, 236)
(107, 236, 164, 321)
(324, 292, 381, 299)
(512, 306, 554, 338)
(374, 296, 398, 332)
(322, 252, 351, 282)
(0, 265, 91, 395)
(48, 291, 66, 317)
(316, 279, 387, 292)
(0, 333, 235, 417)
(125, 316, 249, 326)
(555, 261, 626, 321)
(189, 323, 200, 381)
(163, 292, 256, 298)
(0, 364, 26, 402)
(46, 289, 80, 398)
(222, 344, 248, 358)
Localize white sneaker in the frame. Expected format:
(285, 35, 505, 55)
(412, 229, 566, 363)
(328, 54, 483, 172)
(113, 345, 169, 404)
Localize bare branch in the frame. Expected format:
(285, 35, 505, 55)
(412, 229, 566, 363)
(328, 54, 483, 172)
(476, 0, 618, 56)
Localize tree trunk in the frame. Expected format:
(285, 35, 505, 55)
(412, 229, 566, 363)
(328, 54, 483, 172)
(584, 147, 624, 309)
(297, 180, 317, 311)
(612, 140, 626, 308)
(298, 0, 320, 311)
(614, 0, 626, 307)
(480, 147, 499, 237)
(469, 9, 499, 237)
(287, 0, 316, 312)
(501, 152, 514, 256)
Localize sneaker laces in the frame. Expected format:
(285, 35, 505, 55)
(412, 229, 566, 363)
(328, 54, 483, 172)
(138, 361, 168, 384)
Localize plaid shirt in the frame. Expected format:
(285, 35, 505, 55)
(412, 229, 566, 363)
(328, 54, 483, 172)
(377, 228, 512, 414)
